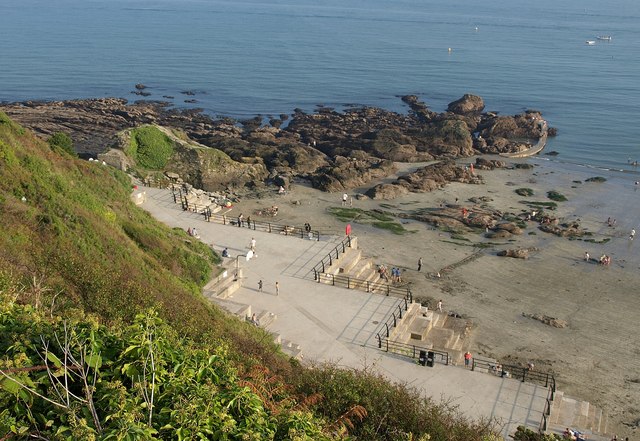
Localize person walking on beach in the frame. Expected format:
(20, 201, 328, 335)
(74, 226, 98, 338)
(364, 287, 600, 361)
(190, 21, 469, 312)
(630, 229, 636, 240)
(584, 251, 590, 262)
(437, 299, 443, 312)
(275, 281, 280, 296)
(418, 257, 423, 271)
(342, 193, 348, 206)
(258, 279, 263, 292)
(250, 237, 256, 251)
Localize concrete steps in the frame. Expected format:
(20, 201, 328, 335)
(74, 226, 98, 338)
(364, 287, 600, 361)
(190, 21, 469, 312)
(210, 298, 251, 319)
(350, 259, 372, 279)
(325, 248, 361, 275)
(203, 268, 243, 299)
(547, 391, 608, 439)
(255, 309, 278, 329)
(271, 332, 303, 360)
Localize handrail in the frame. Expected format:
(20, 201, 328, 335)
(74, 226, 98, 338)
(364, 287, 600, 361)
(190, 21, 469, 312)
(379, 338, 449, 366)
(539, 385, 553, 432)
(315, 272, 412, 299)
(311, 236, 352, 279)
(168, 187, 321, 241)
(471, 358, 556, 388)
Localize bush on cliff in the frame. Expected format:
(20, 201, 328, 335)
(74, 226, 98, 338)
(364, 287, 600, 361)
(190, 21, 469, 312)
(47, 131, 76, 156)
(127, 125, 174, 169)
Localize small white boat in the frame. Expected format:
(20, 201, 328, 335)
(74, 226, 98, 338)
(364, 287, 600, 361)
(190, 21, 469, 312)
(597, 35, 612, 41)
(586, 40, 596, 45)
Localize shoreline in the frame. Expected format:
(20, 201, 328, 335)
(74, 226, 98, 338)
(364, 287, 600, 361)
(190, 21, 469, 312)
(227, 158, 639, 438)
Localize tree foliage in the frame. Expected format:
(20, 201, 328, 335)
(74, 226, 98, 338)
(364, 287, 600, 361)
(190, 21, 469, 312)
(47, 132, 76, 157)
(0, 305, 333, 440)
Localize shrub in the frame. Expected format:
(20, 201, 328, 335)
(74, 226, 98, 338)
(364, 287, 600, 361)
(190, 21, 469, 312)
(129, 126, 174, 169)
(47, 132, 76, 156)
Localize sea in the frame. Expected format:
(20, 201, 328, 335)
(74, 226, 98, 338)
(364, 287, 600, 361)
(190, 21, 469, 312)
(1, 0, 639, 172)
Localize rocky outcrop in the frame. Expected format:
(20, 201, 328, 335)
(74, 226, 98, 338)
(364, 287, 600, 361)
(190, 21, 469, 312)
(311, 154, 396, 192)
(522, 312, 568, 328)
(447, 94, 484, 115)
(497, 247, 538, 259)
(0, 95, 548, 193)
(365, 161, 481, 199)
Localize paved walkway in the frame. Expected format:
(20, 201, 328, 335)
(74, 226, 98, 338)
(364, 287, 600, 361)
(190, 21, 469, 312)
(140, 186, 548, 439)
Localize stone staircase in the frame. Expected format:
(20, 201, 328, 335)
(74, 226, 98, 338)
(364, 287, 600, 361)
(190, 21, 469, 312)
(322, 246, 403, 295)
(388, 303, 471, 365)
(546, 391, 609, 441)
(202, 266, 244, 300)
(271, 332, 304, 360)
(201, 266, 303, 360)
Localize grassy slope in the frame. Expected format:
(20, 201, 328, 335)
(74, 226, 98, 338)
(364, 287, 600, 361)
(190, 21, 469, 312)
(0, 113, 502, 440)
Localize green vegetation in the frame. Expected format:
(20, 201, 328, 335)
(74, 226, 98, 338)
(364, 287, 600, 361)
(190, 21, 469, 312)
(47, 132, 76, 156)
(127, 125, 174, 169)
(546, 191, 567, 202)
(0, 306, 330, 440)
(585, 176, 606, 183)
(584, 237, 611, 244)
(0, 113, 502, 440)
(328, 207, 408, 235)
(515, 188, 533, 197)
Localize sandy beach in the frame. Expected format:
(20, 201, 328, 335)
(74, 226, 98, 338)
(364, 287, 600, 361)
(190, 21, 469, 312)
(227, 156, 640, 438)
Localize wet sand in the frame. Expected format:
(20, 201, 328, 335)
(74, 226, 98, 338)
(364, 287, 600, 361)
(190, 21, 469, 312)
(229, 157, 640, 438)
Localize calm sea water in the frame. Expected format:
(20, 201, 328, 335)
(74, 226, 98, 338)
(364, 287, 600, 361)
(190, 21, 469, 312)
(1, 0, 639, 171)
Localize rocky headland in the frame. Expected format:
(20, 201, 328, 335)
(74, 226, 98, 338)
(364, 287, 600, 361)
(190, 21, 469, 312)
(0, 94, 551, 194)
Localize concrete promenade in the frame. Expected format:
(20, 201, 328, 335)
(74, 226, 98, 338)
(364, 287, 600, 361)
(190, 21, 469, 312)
(141, 186, 548, 438)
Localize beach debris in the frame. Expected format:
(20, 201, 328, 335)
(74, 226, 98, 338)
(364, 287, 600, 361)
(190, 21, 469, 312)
(522, 312, 568, 329)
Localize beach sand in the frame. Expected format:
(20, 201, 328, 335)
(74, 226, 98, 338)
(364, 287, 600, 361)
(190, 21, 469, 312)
(229, 157, 640, 438)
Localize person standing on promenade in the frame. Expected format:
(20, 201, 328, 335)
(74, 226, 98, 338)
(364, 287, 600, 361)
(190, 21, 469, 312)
(418, 257, 423, 271)
(464, 351, 472, 367)
(258, 279, 263, 292)
(630, 229, 635, 240)
(342, 193, 348, 206)
(275, 281, 280, 296)
(238, 213, 244, 227)
(437, 299, 443, 312)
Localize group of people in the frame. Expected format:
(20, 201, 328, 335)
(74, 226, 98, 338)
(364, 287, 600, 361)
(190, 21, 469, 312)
(257, 279, 279, 296)
(563, 427, 587, 441)
(375, 265, 407, 283)
(186, 227, 199, 238)
(599, 254, 612, 266)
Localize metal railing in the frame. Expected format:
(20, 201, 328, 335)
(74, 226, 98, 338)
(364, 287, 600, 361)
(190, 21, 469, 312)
(311, 236, 352, 278)
(378, 338, 449, 366)
(315, 272, 413, 298)
(471, 358, 556, 388)
(539, 382, 555, 432)
(373, 291, 415, 346)
(170, 187, 320, 241)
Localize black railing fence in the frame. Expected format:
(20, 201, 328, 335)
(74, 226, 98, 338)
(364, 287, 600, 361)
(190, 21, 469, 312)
(311, 235, 352, 278)
(471, 358, 556, 388)
(169, 187, 320, 241)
